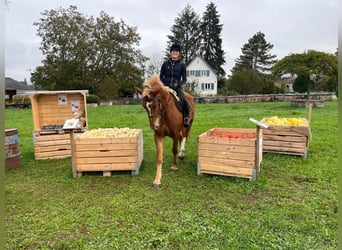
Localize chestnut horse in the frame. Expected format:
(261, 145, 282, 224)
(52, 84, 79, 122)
(134, 74, 195, 187)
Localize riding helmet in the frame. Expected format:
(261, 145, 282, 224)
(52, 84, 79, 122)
(170, 43, 181, 52)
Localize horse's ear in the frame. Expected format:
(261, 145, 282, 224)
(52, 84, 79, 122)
(134, 86, 143, 95)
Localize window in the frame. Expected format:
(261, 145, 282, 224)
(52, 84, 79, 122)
(201, 70, 210, 77)
(201, 83, 215, 90)
(187, 70, 196, 77)
(187, 69, 210, 77)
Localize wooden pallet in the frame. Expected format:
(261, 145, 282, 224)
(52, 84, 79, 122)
(197, 128, 262, 181)
(71, 129, 143, 178)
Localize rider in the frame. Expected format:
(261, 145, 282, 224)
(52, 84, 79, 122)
(159, 43, 191, 127)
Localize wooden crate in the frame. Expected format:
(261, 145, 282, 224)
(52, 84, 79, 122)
(30, 90, 88, 131)
(33, 130, 84, 160)
(71, 129, 143, 177)
(262, 125, 310, 158)
(197, 128, 262, 181)
(30, 90, 88, 159)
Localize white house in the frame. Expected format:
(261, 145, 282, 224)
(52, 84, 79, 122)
(186, 56, 218, 96)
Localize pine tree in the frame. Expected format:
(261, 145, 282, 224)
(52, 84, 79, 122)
(200, 2, 226, 77)
(233, 31, 277, 74)
(166, 4, 201, 64)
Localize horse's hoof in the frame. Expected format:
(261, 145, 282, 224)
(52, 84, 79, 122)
(153, 184, 160, 188)
(178, 156, 185, 160)
(170, 169, 178, 174)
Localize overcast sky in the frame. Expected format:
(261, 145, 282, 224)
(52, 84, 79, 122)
(5, 0, 338, 84)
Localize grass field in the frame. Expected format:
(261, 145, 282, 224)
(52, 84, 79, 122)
(5, 100, 338, 249)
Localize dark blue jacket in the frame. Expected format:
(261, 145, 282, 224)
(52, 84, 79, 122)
(160, 58, 187, 87)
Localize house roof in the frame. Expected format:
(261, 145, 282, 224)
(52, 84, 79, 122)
(5, 77, 35, 91)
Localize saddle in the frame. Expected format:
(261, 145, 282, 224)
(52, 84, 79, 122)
(166, 87, 184, 114)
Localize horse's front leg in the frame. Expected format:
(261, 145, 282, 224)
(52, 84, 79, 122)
(171, 137, 178, 173)
(153, 135, 163, 187)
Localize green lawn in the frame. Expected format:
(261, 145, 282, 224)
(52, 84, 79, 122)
(5, 101, 338, 249)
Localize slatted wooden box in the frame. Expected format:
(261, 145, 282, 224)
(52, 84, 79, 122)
(262, 125, 311, 158)
(71, 129, 143, 178)
(197, 128, 262, 181)
(32, 131, 85, 160)
(30, 90, 88, 160)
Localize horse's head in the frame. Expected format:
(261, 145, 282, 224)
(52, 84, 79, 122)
(143, 94, 164, 130)
(134, 75, 165, 130)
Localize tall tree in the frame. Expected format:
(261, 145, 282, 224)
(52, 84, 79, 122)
(233, 31, 277, 74)
(166, 4, 201, 64)
(293, 74, 314, 94)
(31, 5, 147, 99)
(200, 2, 226, 77)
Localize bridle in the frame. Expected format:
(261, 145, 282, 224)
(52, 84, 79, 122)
(146, 94, 172, 121)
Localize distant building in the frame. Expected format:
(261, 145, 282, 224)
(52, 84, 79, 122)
(5, 77, 35, 102)
(186, 56, 218, 96)
(274, 73, 295, 93)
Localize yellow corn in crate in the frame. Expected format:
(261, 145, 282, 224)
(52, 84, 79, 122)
(261, 117, 311, 158)
(71, 128, 143, 177)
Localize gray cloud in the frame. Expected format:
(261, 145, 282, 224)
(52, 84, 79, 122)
(5, 0, 337, 83)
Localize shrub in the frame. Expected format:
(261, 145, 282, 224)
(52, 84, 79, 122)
(228, 68, 264, 94)
(86, 94, 100, 104)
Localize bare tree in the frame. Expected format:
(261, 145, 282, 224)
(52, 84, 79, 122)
(145, 51, 164, 78)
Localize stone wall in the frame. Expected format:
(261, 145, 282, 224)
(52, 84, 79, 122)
(193, 93, 334, 104)
(108, 93, 334, 105)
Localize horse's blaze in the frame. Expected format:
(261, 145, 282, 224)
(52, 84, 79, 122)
(146, 101, 152, 114)
(146, 101, 160, 129)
